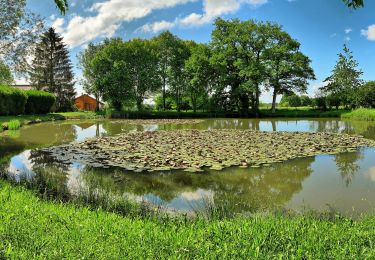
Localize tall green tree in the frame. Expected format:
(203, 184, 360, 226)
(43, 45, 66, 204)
(168, 40, 192, 112)
(185, 44, 212, 112)
(210, 18, 249, 115)
(0, 0, 44, 74)
(264, 29, 315, 113)
(321, 45, 363, 108)
(153, 31, 180, 111)
(29, 27, 76, 111)
(78, 43, 104, 111)
(91, 39, 132, 111)
(126, 39, 161, 111)
(0, 60, 13, 85)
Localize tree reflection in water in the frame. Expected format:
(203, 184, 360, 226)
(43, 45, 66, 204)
(334, 151, 363, 187)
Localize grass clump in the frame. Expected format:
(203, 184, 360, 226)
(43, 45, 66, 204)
(342, 108, 375, 121)
(1, 180, 375, 258)
(7, 119, 21, 130)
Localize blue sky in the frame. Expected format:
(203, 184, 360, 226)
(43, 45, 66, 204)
(26, 0, 375, 102)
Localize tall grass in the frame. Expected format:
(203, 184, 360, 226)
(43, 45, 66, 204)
(7, 119, 21, 130)
(1, 180, 375, 258)
(342, 108, 375, 121)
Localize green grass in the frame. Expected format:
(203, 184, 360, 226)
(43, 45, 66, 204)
(7, 120, 21, 130)
(342, 108, 375, 121)
(1, 180, 375, 258)
(53, 111, 103, 119)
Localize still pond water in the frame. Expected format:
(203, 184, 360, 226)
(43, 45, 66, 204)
(1, 118, 375, 216)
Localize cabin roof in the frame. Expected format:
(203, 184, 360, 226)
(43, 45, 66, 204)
(75, 94, 104, 104)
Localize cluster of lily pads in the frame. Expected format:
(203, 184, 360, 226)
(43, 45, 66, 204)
(112, 119, 204, 125)
(41, 130, 375, 173)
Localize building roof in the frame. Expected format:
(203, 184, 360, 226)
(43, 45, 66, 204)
(75, 94, 104, 104)
(11, 84, 33, 90)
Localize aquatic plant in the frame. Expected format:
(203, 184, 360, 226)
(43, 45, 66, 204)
(8, 120, 21, 130)
(42, 130, 375, 172)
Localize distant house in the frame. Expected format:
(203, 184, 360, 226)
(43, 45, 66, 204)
(11, 84, 33, 91)
(75, 94, 103, 111)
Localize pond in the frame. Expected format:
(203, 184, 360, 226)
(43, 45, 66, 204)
(1, 118, 375, 216)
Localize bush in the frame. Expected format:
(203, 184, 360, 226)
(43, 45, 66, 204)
(0, 85, 27, 116)
(357, 81, 375, 108)
(8, 120, 21, 130)
(300, 95, 312, 106)
(313, 96, 327, 111)
(25, 90, 56, 114)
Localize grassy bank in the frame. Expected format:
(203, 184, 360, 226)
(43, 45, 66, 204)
(1, 180, 375, 258)
(0, 111, 103, 131)
(110, 108, 349, 119)
(342, 108, 375, 121)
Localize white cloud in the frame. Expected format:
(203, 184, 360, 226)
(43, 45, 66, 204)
(345, 28, 352, 34)
(139, 0, 267, 33)
(361, 24, 375, 41)
(54, 0, 198, 48)
(345, 36, 351, 41)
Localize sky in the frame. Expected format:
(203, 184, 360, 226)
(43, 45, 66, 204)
(25, 0, 375, 102)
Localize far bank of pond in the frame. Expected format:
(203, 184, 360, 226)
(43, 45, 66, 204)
(1, 118, 375, 216)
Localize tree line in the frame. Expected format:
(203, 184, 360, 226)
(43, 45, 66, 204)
(79, 18, 315, 115)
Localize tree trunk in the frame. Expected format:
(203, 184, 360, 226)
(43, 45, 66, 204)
(162, 77, 166, 111)
(95, 93, 99, 112)
(271, 88, 277, 114)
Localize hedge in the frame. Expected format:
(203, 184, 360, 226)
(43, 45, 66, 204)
(0, 85, 28, 116)
(25, 90, 56, 114)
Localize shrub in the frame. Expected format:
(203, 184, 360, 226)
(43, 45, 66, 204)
(8, 120, 21, 130)
(0, 85, 27, 115)
(313, 96, 327, 111)
(25, 90, 56, 114)
(357, 81, 375, 108)
(300, 95, 312, 106)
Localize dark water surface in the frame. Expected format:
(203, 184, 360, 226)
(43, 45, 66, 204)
(1, 118, 375, 216)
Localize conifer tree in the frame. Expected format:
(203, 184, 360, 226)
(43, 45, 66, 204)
(30, 27, 75, 111)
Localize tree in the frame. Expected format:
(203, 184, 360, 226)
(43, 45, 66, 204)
(54, 0, 68, 14)
(78, 43, 104, 111)
(0, 0, 44, 74)
(185, 44, 212, 112)
(358, 81, 375, 108)
(343, 0, 364, 9)
(126, 39, 161, 111)
(168, 40, 192, 112)
(29, 28, 76, 112)
(91, 39, 132, 111)
(300, 95, 312, 106)
(321, 45, 363, 108)
(264, 28, 315, 113)
(0, 60, 13, 85)
(210, 18, 253, 116)
(153, 31, 180, 111)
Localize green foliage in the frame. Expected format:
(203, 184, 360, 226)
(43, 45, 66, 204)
(357, 81, 375, 108)
(185, 44, 212, 112)
(25, 90, 56, 114)
(54, 0, 68, 14)
(300, 95, 312, 106)
(29, 28, 75, 112)
(154, 94, 174, 110)
(0, 85, 27, 116)
(0, 60, 13, 85)
(0, 0, 44, 74)
(279, 93, 301, 107)
(313, 96, 327, 111)
(8, 119, 21, 130)
(326, 93, 342, 110)
(343, 0, 364, 9)
(321, 45, 363, 108)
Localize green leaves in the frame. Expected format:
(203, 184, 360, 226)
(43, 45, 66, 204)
(54, 0, 68, 14)
(43, 129, 375, 173)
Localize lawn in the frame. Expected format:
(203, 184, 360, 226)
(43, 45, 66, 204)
(1, 180, 375, 258)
